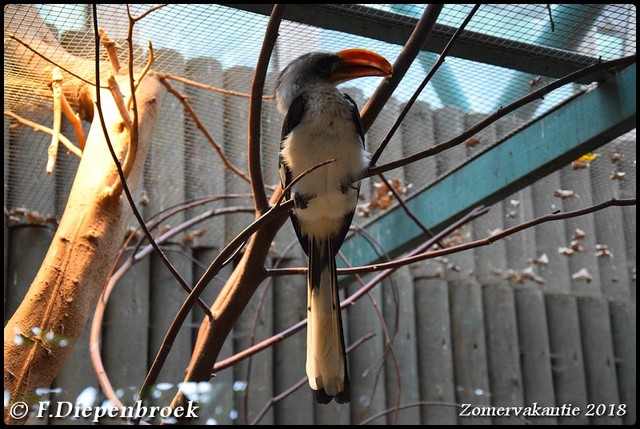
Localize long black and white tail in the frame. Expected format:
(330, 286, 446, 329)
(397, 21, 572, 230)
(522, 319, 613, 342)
(306, 238, 350, 403)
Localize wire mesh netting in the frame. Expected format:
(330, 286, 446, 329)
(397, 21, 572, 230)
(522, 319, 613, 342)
(3, 3, 636, 273)
(3, 5, 636, 425)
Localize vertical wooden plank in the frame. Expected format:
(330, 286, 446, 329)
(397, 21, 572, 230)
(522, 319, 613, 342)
(272, 257, 314, 425)
(102, 256, 150, 411)
(261, 71, 281, 189)
(144, 48, 193, 413)
(435, 107, 491, 424)
(503, 187, 538, 285)
(382, 266, 420, 424)
(435, 107, 468, 177)
(222, 66, 254, 242)
(544, 293, 589, 425)
(5, 105, 58, 425)
(7, 109, 56, 218)
(411, 261, 457, 425)
(482, 285, 524, 425)
(368, 97, 404, 183)
(145, 48, 186, 217)
(346, 274, 387, 424)
(434, 107, 476, 282)
(232, 272, 274, 425)
(368, 98, 420, 424)
(497, 117, 540, 288)
(5, 226, 54, 426)
(148, 247, 194, 404)
(5, 226, 54, 322)
(5, 106, 56, 320)
(50, 321, 100, 425)
(589, 138, 631, 301)
(577, 296, 621, 424)
(466, 113, 507, 285)
(184, 57, 226, 249)
(449, 278, 492, 424)
(400, 100, 436, 196)
(613, 136, 635, 303)
(514, 288, 557, 424)
(531, 172, 572, 293)
(472, 204, 507, 283)
(192, 249, 235, 425)
(560, 166, 602, 296)
(609, 301, 636, 425)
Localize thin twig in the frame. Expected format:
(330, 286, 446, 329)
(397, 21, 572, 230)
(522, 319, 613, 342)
(157, 73, 275, 99)
(546, 4, 555, 32)
(358, 400, 530, 425)
(276, 159, 337, 207)
(377, 173, 433, 237)
(136, 197, 294, 404)
(342, 198, 636, 275)
(46, 67, 63, 175)
(98, 28, 121, 74)
(5, 110, 82, 158)
(361, 4, 443, 132)
(4, 32, 103, 87)
(370, 4, 481, 166)
(159, 78, 252, 185)
(130, 40, 155, 107)
(59, 90, 87, 150)
(106, 74, 133, 130)
(213, 205, 490, 371)
(128, 3, 167, 22)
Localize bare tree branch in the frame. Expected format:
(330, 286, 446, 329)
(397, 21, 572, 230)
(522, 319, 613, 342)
(366, 55, 636, 178)
(249, 4, 287, 214)
(159, 77, 253, 186)
(212, 204, 489, 372)
(369, 4, 481, 165)
(4, 110, 82, 158)
(91, 5, 210, 316)
(361, 4, 443, 132)
(157, 73, 276, 99)
(343, 198, 636, 275)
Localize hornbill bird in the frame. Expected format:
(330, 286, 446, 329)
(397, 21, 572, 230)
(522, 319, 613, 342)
(275, 49, 392, 403)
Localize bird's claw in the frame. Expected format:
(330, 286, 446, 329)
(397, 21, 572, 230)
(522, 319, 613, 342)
(294, 193, 309, 210)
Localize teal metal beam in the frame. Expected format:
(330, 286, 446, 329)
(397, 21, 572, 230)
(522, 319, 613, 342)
(340, 62, 636, 269)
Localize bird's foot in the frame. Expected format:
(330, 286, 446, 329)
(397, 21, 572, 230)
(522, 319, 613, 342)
(293, 193, 310, 210)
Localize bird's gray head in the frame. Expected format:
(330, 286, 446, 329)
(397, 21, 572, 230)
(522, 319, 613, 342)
(275, 49, 392, 114)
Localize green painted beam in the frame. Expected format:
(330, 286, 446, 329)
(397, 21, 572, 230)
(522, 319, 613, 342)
(340, 62, 636, 269)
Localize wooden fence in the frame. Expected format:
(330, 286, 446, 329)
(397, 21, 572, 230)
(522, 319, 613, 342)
(3, 57, 635, 425)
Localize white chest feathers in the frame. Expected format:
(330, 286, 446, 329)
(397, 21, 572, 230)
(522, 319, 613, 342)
(280, 88, 369, 238)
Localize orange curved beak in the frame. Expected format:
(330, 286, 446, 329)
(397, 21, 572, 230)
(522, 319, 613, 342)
(329, 48, 393, 84)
